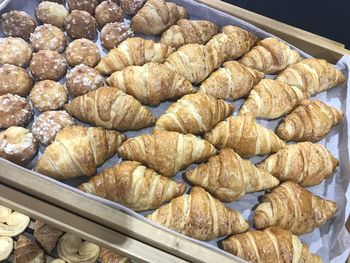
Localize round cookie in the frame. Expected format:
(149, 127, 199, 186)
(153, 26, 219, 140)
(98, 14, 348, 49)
(67, 0, 99, 15)
(36, 1, 69, 28)
(64, 10, 97, 40)
(1, 11, 36, 40)
(95, 0, 124, 28)
(30, 50, 67, 81)
(30, 80, 68, 112)
(0, 127, 38, 165)
(0, 37, 32, 67)
(65, 39, 100, 67)
(0, 65, 33, 97)
(120, 0, 146, 16)
(32, 111, 74, 146)
(66, 64, 105, 97)
(30, 24, 67, 52)
(0, 94, 32, 129)
(100, 22, 133, 50)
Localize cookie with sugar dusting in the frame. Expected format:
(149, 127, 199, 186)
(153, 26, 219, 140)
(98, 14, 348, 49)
(65, 39, 101, 67)
(0, 94, 32, 129)
(30, 24, 67, 53)
(100, 22, 133, 50)
(1, 11, 36, 40)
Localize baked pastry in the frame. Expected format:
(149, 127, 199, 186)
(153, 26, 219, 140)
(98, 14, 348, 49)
(146, 187, 249, 240)
(222, 227, 322, 263)
(239, 79, 309, 119)
(101, 248, 131, 263)
(64, 10, 97, 39)
(185, 148, 279, 202)
(0, 206, 30, 237)
(118, 131, 217, 177)
(95, 37, 175, 75)
(160, 19, 219, 48)
(254, 181, 337, 235)
(34, 220, 63, 253)
(276, 100, 343, 142)
(65, 38, 101, 67)
(14, 235, 45, 263)
(276, 58, 345, 95)
(66, 64, 105, 97)
(100, 22, 134, 50)
(1, 11, 36, 40)
(131, 0, 188, 35)
(30, 24, 67, 52)
(0, 237, 13, 262)
(107, 62, 195, 106)
(65, 86, 156, 131)
(257, 142, 338, 187)
(67, 0, 99, 14)
(30, 80, 68, 112)
(0, 64, 33, 96)
(32, 111, 75, 146)
(36, 125, 126, 179)
(30, 50, 67, 81)
(120, 0, 146, 16)
(79, 161, 186, 211)
(199, 61, 265, 100)
(0, 37, 32, 67)
(37, 0, 65, 4)
(0, 94, 32, 129)
(0, 127, 38, 165)
(36, 1, 69, 28)
(155, 93, 234, 134)
(239, 37, 302, 74)
(204, 113, 285, 158)
(95, 0, 124, 27)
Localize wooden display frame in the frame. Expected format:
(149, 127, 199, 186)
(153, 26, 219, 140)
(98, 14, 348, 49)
(0, 0, 349, 262)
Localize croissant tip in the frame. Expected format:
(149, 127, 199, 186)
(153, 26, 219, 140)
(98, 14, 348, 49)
(276, 123, 292, 141)
(254, 210, 271, 230)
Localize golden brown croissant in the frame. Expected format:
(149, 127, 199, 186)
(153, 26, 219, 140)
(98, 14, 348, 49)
(160, 19, 218, 48)
(118, 131, 217, 177)
(107, 62, 195, 106)
(254, 181, 337, 235)
(239, 37, 302, 74)
(101, 248, 131, 263)
(15, 235, 45, 263)
(131, 0, 187, 35)
(239, 79, 309, 119)
(276, 100, 343, 142)
(79, 161, 186, 211)
(257, 142, 338, 187)
(146, 187, 249, 240)
(222, 227, 322, 263)
(36, 125, 126, 179)
(199, 61, 265, 100)
(65, 86, 156, 131)
(155, 93, 234, 134)
(95, 37, 175, 75)
(204, 113, 285, 158)
(185, 148, 279, 202)
(276, 58, 345, 95)
(34, 220, 63, 253)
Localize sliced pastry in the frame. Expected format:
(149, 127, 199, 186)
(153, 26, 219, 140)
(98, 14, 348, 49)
(34, 220, 63, 253)
(14, 235, 45, 263)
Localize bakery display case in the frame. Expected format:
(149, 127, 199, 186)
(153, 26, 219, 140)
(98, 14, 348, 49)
(0, 0, 350, 262)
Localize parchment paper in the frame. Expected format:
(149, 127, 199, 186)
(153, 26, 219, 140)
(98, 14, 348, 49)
(1, 0, 349, 262)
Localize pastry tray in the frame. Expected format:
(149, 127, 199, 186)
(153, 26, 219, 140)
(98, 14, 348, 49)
(0, 0, 350, 262)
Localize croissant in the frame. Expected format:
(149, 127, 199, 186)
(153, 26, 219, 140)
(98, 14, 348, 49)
(257, 142, 338, 187)
(101, 248, 131, 263)
(79, 161, 186, 211)
(239, 37, 302, 74)
(95, 37, 175, 75)
(14, 235, 45, 263)
(199, 61, 265, 100)
(276, 58, 345, 95)
(36, 125, 126, 179)
(239, 79, 309, 119)
(276, 100, 343, 142)
(160, 19, 218, 48)
(107, 62, 195, 106)
(34, 220, 63, 253)
(204, 113, 285, 158)
(131, 0, 188, 35)
(222, 227, 322, 263)
(155, 93, 234, 134)
(185, 148, 279, 202)
(118, 131, 217, 177)
(65, 86, 156, 131)
(254, 181, 337, 235)
(146, 186, 249, 240)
